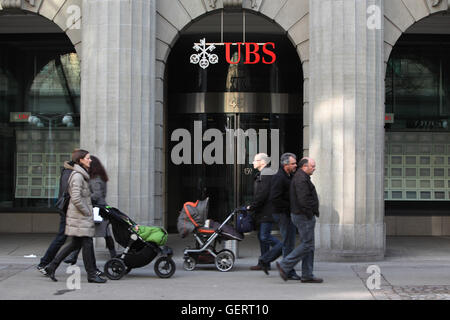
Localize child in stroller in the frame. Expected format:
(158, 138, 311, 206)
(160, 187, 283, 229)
(177, 198, 244, 272)
(98, 205, 176, 279)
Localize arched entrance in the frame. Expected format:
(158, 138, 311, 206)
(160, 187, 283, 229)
(153, 0, 310, 230)
(163, 9, 304, 231)
(384, 4, 450, 235)
(0, 1, 82, 231)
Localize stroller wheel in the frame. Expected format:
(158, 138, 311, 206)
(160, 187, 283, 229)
(154, 257, 176, 278)
(104, 258, 127, 280)
(183, 257, 196, 271)
(215, 249, 235, 272)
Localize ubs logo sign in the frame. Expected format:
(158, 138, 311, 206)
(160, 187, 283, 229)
(190, 38, 219, 69)
(190, 38, 276, 69)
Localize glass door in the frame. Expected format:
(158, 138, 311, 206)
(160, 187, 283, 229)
(167, 113, 236, 232)
(235, 113, 303, 209)
(167, 112, 302, 232)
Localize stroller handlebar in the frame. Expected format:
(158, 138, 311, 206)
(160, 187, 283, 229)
(235, 206, 248, 213)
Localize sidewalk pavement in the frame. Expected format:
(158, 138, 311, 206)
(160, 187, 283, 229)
(1, 232, 450, 300)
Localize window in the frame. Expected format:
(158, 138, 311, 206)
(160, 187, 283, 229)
(385, 36, 450, 132)
(385, 35, 450, 202)
(0, 34, 80, 211)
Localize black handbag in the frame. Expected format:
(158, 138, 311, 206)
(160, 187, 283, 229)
(55, 171, 74, 214)
(55, 192, 70, 214)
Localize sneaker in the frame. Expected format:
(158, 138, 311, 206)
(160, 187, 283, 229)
(37, 265, 47, 275)
(88, 275, 107, 283)
(95, 269, 105, 277)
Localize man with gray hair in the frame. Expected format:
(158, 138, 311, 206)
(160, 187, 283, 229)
(276, 157, 323, 283)
(258, 153, 300, 279)
(247, 153, 278, 271)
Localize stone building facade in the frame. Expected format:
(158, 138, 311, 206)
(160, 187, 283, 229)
(1, 0, 449, 261)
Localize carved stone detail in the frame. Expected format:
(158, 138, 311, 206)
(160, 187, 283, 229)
(223, 0, 242, 8)
(1, 0, 36, 9)
(208, 0, 217, 8)
(0, 0, 21, 9)
(432, 0, 442, 7)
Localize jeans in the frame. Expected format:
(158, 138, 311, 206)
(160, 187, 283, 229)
(272, 213, 297, 258)
(39, 214, 68, 267)
(50, 236, 98, 278)
(279, 214, 316, 279)
(258, 222, 282, 265)
(260, 214, 298, 277)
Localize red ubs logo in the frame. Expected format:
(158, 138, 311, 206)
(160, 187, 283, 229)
(224, 42, 276, 65)
(190, 38, 276, 69)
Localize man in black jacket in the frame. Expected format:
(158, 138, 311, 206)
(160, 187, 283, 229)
(259, 153, 300, 279)
(276, 157, 323, 283)
(247, 153, 278, 271)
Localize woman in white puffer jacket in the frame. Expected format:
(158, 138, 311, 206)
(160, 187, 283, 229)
(44, 149, 107, 284)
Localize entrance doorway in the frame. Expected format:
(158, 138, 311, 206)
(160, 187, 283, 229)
(167, 111, 302, 232)
(165, 11, 303, 232)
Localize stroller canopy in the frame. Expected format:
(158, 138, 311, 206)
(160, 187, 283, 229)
(177, 197, 209, 238)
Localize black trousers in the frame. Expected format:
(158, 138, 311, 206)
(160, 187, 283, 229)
(51, 236, 98, 278)
(66, 235, 116, 262)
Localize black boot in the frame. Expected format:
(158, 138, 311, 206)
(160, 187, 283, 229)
(44, 263, 58, 282)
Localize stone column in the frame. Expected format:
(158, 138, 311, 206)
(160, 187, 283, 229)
(309, 0, 385, 261)
(80, 0, 158, 225)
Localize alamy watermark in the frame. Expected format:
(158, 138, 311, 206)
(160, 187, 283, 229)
(367, 5, 382, 30)
(170, 121, 279, 174)
(366, 265, 381, 290)
(66, 5, 81, 30)
(66, 265, 81, 290)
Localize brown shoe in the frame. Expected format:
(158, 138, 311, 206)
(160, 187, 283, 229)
(250, 264, 263, 271)
(276, 262, 288, 282)
(301, 277, 323, 283)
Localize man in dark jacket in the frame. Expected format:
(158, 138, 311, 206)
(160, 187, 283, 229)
(259, 153, 300, 279)
(37, 159, 75, 274)
(276, 157, 323, 283)
(247, 153, 279, 271)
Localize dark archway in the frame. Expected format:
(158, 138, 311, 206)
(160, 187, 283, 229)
(384, 13, 450, 235)
(0, 13, 80, 213)
(165, 10, 304, 232)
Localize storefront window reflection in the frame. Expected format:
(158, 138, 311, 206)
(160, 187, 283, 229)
(385, 37, 449, 131)
(385, 35, 450, 203)
(0, 34, 80, 211)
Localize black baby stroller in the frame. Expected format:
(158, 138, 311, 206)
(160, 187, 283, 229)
(98, 205, 176, 279)
(177, 198, 244, 272)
